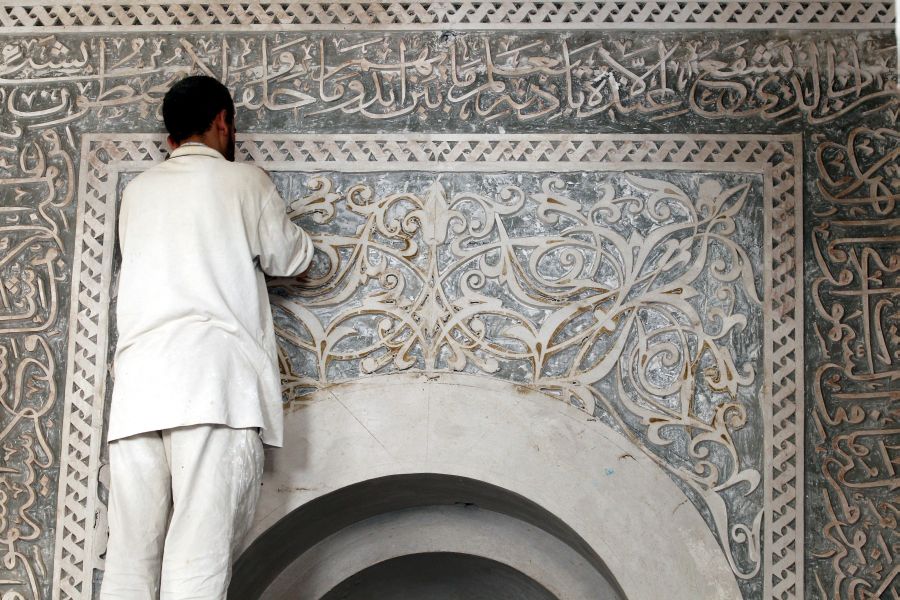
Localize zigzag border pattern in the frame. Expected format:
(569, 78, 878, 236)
(0, 1, 893, 30)
(54, 133, 803, 600)
(51, 139, 168, 600)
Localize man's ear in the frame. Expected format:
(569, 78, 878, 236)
(213, 109, 230, 134)
(166, 135, 178, 150)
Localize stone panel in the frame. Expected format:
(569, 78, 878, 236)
(0, 5, 896, 600)
(56, 131, 800, 600)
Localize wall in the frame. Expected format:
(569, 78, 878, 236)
(0, 2, 896, 599)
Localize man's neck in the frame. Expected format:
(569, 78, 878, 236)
(173, 134, 216, 150)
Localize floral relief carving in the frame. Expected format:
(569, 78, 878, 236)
(0, 9, 893, 598)
(27, 131, 803, 600)
(270, 171, 765, 577)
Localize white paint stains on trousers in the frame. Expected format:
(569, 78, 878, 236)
(100, 425, 264, 600)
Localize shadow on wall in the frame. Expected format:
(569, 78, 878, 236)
(321, 553, 557, 600)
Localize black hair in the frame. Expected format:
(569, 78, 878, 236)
(162, 75, 235, 143)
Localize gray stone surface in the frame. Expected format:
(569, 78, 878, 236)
(0, 6, 896, 599)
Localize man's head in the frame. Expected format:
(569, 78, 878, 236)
(162, 75, 236, 161)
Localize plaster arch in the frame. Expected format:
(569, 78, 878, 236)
(235, 478, 625, 600)
(239, 373, 741, 599)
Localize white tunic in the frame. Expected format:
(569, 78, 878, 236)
(109, 143, 313, 447)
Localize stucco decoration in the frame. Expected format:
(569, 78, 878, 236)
(57, 131, 800, 599)
(0, 0, 894, 30)
(0, 5, 896, 600)
(808, 127, 899, 598)
(246, 373, 744, 599)
(0, 32, 895, 129)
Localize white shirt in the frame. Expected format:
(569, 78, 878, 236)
(109, 143, 313, 446)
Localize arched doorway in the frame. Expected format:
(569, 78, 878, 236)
(231, 474, 624, 599)
(232, 373, 741, 599)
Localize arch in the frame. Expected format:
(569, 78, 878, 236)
(233, 475, 624, 599)
(237, 373, 741, 599)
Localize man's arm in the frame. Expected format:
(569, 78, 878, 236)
(255, 189, 314, 277)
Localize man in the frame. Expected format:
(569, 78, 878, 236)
(101, 75, 314, 599)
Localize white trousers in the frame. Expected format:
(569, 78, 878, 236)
(100, 425, 264, 600)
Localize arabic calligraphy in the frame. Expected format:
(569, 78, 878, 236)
(809, 126, 900, 600)
(0, 129, 72, 600)
(0, 24, 895, 600)
(0, 32, 896, 130)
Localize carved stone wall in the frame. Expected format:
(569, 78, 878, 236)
(0, 4, 896, 600)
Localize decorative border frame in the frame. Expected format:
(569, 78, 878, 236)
(53, 132, 804, 600)
(0, 0, 893, 31)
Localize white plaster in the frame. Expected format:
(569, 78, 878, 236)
(248, 373, 742, 600)
(261, 505, 621, 600)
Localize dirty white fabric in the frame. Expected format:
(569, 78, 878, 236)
(110, 143, 313, 446)
(100, 424, 264, 600)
